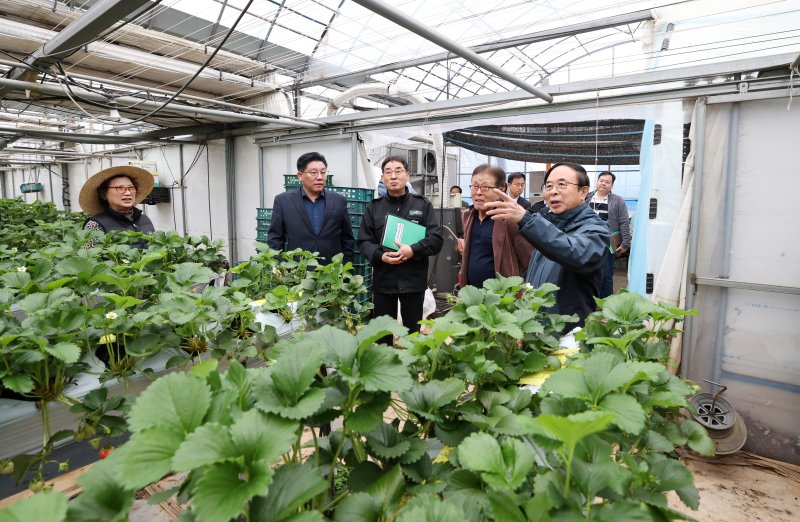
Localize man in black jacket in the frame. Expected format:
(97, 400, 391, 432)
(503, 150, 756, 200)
(268, 152, 355, 264)
(358, 156, 443, 340)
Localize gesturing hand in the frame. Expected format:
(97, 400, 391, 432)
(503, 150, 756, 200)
(483, 189, 527, 223)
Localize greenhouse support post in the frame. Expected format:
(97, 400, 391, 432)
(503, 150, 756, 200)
(682, 97, 706, 380)
(180, 144, 187, 237)
(226, 137, 238, 264)
(710, 103, 739, 383)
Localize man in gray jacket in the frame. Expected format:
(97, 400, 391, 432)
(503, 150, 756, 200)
(485, 162, 609, 331)
(586, 171, 631, 298)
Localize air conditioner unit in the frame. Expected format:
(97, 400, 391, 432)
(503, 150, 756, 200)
(418, 149, 437, 175)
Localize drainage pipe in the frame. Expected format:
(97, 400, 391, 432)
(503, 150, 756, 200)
(327, 83, 450, 197)
(0, 77, 319, 128)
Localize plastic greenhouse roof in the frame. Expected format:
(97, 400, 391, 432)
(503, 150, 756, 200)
(0, 0, 797, 143)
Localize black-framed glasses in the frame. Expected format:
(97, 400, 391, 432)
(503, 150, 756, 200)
(382, 168, 406, 176)
(469, 184, 496, 193)
(109, 185, 137, 194)
(542, 180, 580, 192)
(301, 170, 327, 178)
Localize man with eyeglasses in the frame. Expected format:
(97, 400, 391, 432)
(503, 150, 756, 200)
(485, 162, 609, 331)
(507, 172, 532, 211)
(456, 164, 533, 289)
(358, 156, 443, 342)
(268, 151, 355, 264)
(586, 171, 631, 298)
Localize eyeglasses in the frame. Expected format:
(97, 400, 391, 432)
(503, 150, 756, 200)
(109, 185, 137, 194)
(469, 184, 496, 193)
(542, 180, 581, 192)
(382, 168, 406, 176)
(301, 170, 327, 178)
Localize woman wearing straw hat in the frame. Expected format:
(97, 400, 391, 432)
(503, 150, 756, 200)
(79, 166, 156, 239)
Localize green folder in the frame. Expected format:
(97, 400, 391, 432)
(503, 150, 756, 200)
(382, 214, 427, 250)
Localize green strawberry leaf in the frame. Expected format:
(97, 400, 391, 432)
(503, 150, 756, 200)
(399, 378, 465, 422)
(600, 393, 646, 434)
(535, 411, 615, 456)
(269, 340, 324, 404)
(540, 368, 589, 399)
(304, 326, 358, 372)
(396, 495, 466, 522)
(127, 373, 211, 435)
(2, 374, 34, 394)
(333, 492, 382, 522)
(67, 457, 134, 522)
(117, 426, 185, 489)
(193, 461, 273, 522)
(357, 344, 414, 393)
(43, 342, 81, 364)
(346, 392, 392, 433)
(355, 316, 408, 352)
(681, 420, 716, 457)
(0, 491, 67, 522)
(248, 463, 327, 522)
(254, 383, 326, 420)
(366, 423, 412, 460)
(172, 423, 237, 471)
(583, 352, 634, 402)
(230, 409, 298, 464)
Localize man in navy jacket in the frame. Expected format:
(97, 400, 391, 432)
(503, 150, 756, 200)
(268, 152, 355, 264)
(485, 162, 609, 331)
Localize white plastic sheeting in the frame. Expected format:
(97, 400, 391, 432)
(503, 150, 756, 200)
(682, 97, 800, 464)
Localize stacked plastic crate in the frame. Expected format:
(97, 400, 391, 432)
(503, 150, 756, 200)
(256, 176, 374, 302)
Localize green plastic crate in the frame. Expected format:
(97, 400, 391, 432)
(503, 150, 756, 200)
(257, 208, 272, 219)
(348, 212, 364, 228)
(329, 186, 374, 202)
(256, 231, 269, 243)
(346, 200, 369, 215)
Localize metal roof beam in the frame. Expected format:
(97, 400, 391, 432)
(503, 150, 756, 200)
(0, 0, 152, 96)
(350, 0, 552, 103)
(295, 9, 652, 90)
(310, 51, 797, 126)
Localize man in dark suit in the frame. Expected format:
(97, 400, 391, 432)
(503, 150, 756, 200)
(507, 172, 532, 211)
(267, 152, 355, 264)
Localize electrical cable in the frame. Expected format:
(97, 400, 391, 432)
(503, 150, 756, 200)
(205, 143, 213, 240)
(76, 0, 256, 128)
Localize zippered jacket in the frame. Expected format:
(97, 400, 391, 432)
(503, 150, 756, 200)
(358, 191, 443, 294)
(518, 203, 609, 328)
(585, 190, 631, 251)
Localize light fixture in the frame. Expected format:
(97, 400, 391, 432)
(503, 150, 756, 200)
(109, 107, 121, 120)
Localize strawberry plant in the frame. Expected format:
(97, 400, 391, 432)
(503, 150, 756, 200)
(1, 276, 712, 521)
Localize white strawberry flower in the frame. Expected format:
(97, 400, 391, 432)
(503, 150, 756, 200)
(105, 311, 118, 320)
(16, 266, 27, 272)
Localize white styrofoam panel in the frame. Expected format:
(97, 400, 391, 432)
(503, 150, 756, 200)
(729, 98, 800, 288)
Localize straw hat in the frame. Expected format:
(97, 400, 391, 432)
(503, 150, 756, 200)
(79, 165, 154, 215)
